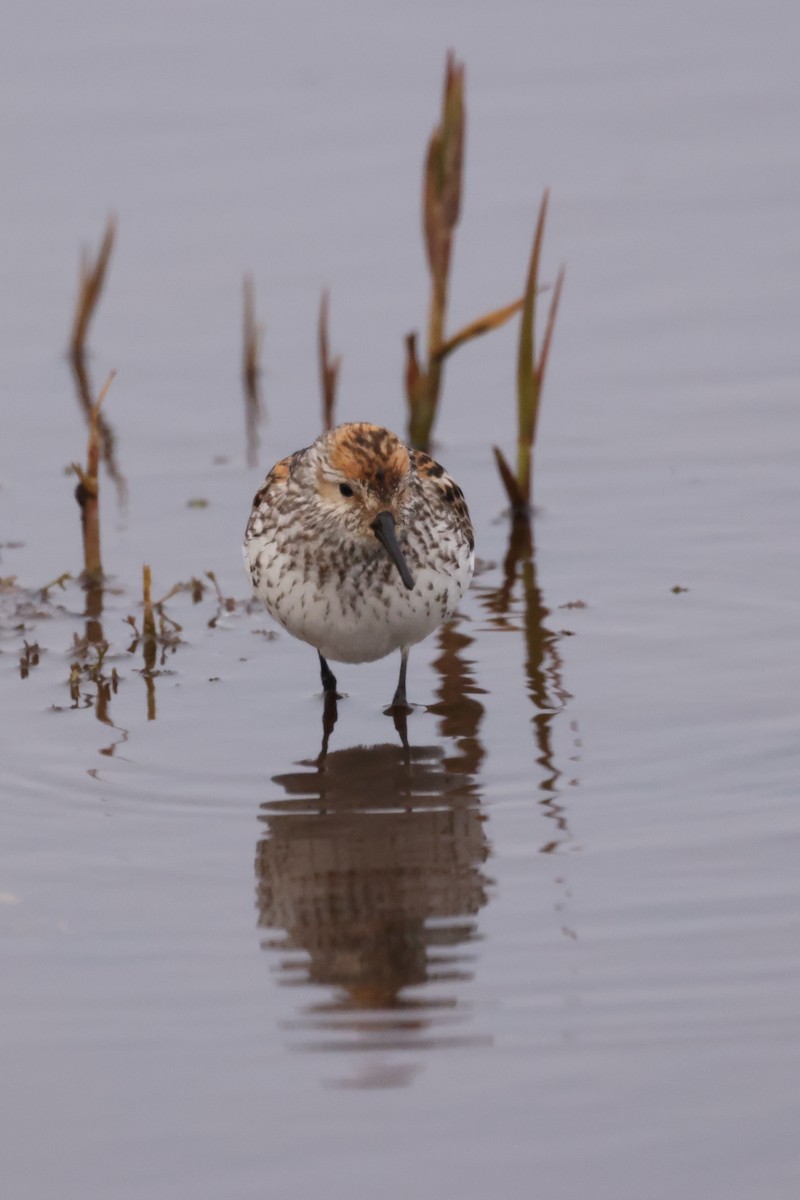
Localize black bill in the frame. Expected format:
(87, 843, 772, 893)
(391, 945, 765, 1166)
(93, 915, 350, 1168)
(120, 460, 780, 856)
(371, 510, 415, 590)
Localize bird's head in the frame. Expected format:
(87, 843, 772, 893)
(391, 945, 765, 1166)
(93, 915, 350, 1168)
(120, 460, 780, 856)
(315, 423, 416, 590)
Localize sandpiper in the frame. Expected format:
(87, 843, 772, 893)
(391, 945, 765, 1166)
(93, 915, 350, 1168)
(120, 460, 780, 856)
(244, 422, 474, 709)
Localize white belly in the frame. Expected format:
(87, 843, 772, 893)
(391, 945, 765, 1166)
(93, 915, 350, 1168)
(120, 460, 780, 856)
(245, 536, 473, 664)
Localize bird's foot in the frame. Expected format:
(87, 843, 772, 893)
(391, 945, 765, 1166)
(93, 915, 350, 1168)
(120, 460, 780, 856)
(318, 652, 343, 699)
(386, 705, 410, 751)
(383, 692, 414, 717)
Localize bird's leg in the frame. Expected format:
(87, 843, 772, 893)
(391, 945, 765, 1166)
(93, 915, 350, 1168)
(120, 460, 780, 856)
(389, 647, 411, 712)
(318, 652, 338, 694)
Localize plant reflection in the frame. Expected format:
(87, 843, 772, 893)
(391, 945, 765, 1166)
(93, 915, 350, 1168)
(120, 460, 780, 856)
(254, 618, 491, 1087)
(479, 515, 574, 852)
(65, 582, 128, 756)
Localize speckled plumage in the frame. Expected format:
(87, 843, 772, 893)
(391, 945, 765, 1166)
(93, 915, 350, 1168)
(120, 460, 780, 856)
(244, 422, 474, 706)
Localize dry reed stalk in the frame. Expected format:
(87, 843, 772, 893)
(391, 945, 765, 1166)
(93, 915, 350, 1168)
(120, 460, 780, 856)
(494, 190, 565, 515)
(68, 216, 125, 498)
(71, 370, 116, 584)
(318, 289, 341, 432)
(242, 274, 265, 466)
(141, 564, 157, 679)
(432, 296, 524, 363)
(405, 52, 523, 450)
(69, 216, 116, 359)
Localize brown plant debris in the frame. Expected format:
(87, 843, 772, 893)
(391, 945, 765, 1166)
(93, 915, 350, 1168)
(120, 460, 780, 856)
(318, 288, 341, 433)
(69, 216, 116, 359)
(242, 274, 265, 467)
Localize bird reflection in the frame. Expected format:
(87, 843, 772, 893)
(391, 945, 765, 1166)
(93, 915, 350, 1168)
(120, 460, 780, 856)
(254, 616, 490, 1086)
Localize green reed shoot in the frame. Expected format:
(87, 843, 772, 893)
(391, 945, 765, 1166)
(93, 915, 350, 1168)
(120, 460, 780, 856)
(494, 190, 565, 515)
(405, 52, 523, 451)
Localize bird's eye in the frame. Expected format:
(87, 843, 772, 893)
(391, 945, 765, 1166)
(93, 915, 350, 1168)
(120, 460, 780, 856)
(339, 483, 354, 497)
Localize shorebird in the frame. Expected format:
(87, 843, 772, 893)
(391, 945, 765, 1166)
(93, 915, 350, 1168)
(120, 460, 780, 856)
(244, 422, 474, 710)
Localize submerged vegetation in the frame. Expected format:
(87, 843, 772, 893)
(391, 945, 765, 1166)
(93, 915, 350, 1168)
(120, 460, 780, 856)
(1, 214, 259, 725)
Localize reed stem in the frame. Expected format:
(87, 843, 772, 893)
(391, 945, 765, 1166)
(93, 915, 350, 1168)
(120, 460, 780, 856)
(71, 370, 115, 583)
(494, 191, 565, 516)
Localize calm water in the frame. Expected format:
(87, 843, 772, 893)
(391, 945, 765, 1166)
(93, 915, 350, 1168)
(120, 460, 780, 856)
(2, 2, 799, 1197)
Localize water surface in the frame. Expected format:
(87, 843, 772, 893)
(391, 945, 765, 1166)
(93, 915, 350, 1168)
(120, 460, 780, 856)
(2, 2, 799, 1197)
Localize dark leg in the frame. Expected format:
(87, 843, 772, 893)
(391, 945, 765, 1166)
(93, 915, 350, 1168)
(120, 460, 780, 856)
(318, 652, 338, 694)
(390, 648, 410, 711)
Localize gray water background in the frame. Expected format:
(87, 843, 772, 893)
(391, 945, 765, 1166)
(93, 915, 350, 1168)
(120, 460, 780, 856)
(2, 2, 799, 1197)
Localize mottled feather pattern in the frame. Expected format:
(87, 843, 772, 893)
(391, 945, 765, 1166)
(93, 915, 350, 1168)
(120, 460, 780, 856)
(412, 450, 474, 552)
